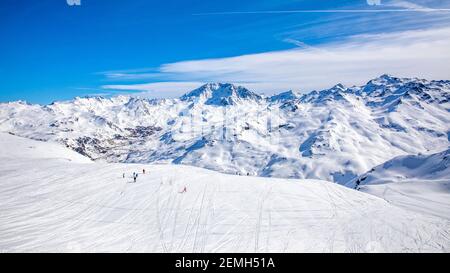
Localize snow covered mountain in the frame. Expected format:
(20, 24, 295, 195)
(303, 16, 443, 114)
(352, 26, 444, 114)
(181, 83, 263, 105)
(347, 149, 450, 220)
(269, 90, 301, 102)
(1, 132, 449, 252)
(0, 75, 449, 184)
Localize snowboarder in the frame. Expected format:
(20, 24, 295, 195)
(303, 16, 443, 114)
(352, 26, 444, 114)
(179, 186, 187, 194)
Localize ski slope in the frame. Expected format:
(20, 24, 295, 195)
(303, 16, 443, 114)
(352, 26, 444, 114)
(0, 133, 449, 252)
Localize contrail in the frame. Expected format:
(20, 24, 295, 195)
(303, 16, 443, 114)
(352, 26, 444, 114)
(193, 9, 450, 16)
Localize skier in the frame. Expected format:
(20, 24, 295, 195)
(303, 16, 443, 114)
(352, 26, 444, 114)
(133, 175, 137, 183)
(179, 186, 187, 194)
(143, 169, 146, 174)
(122, 173, 125, 179)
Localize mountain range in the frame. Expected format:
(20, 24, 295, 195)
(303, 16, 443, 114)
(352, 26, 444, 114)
(1, 74, 449, 184)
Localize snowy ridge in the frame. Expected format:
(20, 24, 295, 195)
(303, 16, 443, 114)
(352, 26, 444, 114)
(347, 149, 450, 220)
(0, 75, 449, 183)
(349, 149, 450, 187)
(0, 133, 449, 252)
(181, 83, 262, 106)
(0, 132, 92, 163)
(268, 90, 301, 102)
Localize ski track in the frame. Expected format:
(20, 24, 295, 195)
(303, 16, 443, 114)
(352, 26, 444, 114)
(1, 134, 450, 252)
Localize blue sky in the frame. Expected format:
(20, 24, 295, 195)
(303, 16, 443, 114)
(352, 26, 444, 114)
(1, 0, 450, 104)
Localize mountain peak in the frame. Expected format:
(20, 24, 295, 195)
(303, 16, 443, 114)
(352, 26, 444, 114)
(71, 96, 111, 106)
(180, 83, 262, 105)
(269, 90, 301, 102)
(330, 83, 346, 92)
(368, 74, 403, 85)
(298, 83, 350, 104)
(379, 74, 396, 80)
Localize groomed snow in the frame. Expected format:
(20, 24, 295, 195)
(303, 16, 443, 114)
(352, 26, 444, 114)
(1, 133, 449, 252)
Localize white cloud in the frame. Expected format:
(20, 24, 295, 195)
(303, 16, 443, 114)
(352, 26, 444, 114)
(192, 6, 450, 15)
(103, 27, 450, 96)
(367, 0, 382, 6)
(385, 0, 430, 10)
(102, 81, 204, 98)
